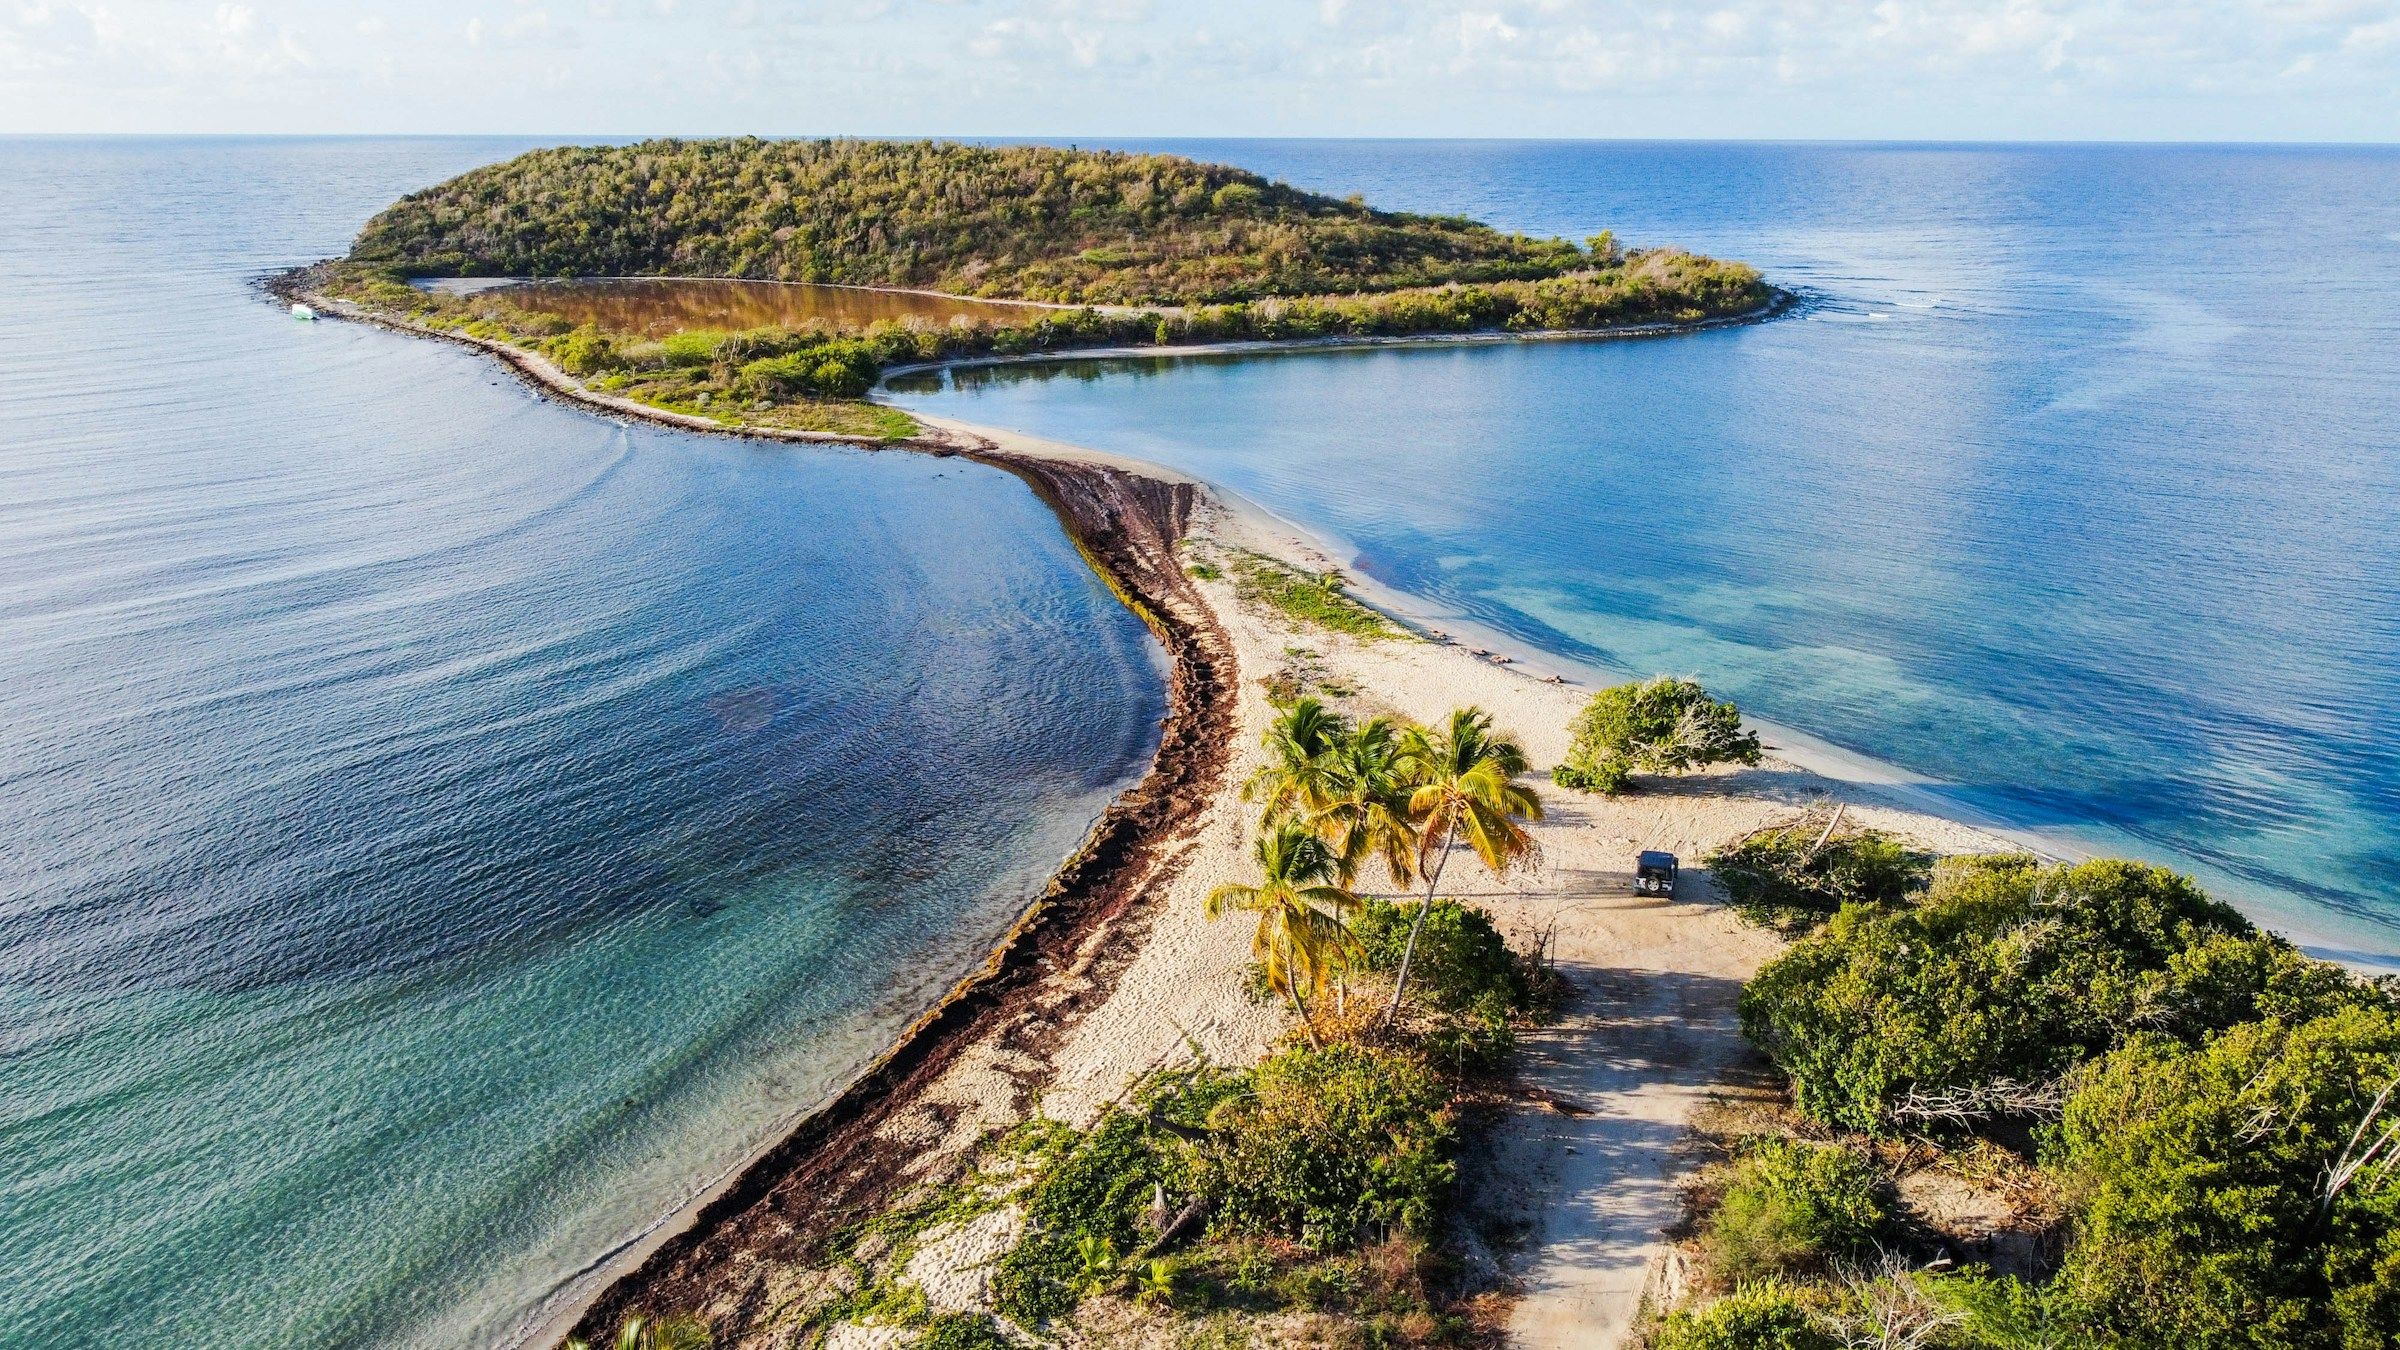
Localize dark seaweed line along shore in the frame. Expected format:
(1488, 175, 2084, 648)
(267, 271, 1245, 1347)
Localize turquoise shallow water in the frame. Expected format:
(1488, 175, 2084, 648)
(0, 139, 1165, 1347)
(893, 140, 2400, 969)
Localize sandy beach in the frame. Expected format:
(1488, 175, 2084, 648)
(287, 280, 2019, 1347)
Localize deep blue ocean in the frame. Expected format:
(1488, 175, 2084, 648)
(0, 138, 1164, 1348)
(6, 137, 2400, 1350)
(894, 139, 2400, 971)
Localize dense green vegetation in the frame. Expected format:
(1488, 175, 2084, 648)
(1353, 898, 1535, 1073)
(354, 138, 1631, 305)
(1653, 1280, 1842, 1350)
(1552, 675, 1760, 794)
(1663, 838, 2400, 1350)
(2044, 1007, 2400, 1347)
(1738, 855, 2354, 1134)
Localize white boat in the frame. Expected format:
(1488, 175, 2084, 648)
(291, 303, 317, 321)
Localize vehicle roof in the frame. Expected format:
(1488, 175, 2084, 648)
(1637, 850, 1678, 867)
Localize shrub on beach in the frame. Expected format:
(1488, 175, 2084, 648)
(1352, 899, 1527, 1014)
(1352, 898, 1536, 1073)
(1193, 1044, 1456, 1249)
(1702, 1138, 1892, 1283)
(1553, 676, 1759, 795)
(991, 1045, 1457, 1325)
(547, 324, 620, 375)
(1707, 822, 1932, 930)
(1651, 1281, 1840, 1350)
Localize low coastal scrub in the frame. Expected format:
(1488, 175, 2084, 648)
(1737, 854, 2363, 1134)
(1701, 1138, 1892, 1283)
(1222, 550, 1407, 642)
(1658, 842, 2400, 1350)
(1706, 811, 1932, 930)
(1651, 1281, 1840, 1350)
(1352, 897, 1542, 1074)
(989, 1049, 1460, 1332)
(1552, 675, 1759, 794)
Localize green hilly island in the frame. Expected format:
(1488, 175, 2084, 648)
(304, 137, 1774, 439)
(353, 137, 1677, 305)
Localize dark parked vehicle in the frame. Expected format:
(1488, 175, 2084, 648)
(1636, 850, 1679, 896)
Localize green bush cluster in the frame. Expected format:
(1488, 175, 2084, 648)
(1352, 898, 1531, 1072)
(992, 1046, 1457, 1326)
(1738, 854, 2307, 1133)
(1707, 824, 1932, 929)
(1651, 1281, 1839, 1350)
(1705, 846, 2400, 1350)
(1703, 1138, 1892, 1283)
(2039, 1005, 2400, 1348)
(1553, 676, 1760, 795)
(1195, 1044, 1455, 1248)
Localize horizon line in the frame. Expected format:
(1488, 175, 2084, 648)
(4, 131, 2398, 150)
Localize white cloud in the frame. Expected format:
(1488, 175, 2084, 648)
(0, 0, 2393, 137)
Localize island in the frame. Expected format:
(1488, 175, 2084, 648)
(283, 137, 1778, 439)
(283, 141, 2400, 1350)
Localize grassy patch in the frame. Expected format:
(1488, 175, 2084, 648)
(745, 399, 920, 441)
(1226, 552, 1406, 642)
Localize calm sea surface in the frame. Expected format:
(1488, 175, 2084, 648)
(895, 139, 2400, 969)
(0, 138, 1164, 1347)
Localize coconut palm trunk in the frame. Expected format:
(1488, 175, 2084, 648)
(1383, 707, 1540, 1032)
(1384, 819, 1455, 1026)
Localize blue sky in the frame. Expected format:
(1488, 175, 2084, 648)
(2, 1, 2395, 140)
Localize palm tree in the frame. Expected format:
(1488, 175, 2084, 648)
(1385, 707, 1542, 1029)
(1310, 716, 1419, 890)
(1242, 695, 1349, 823)
(1207, 819, 1361, 1047)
